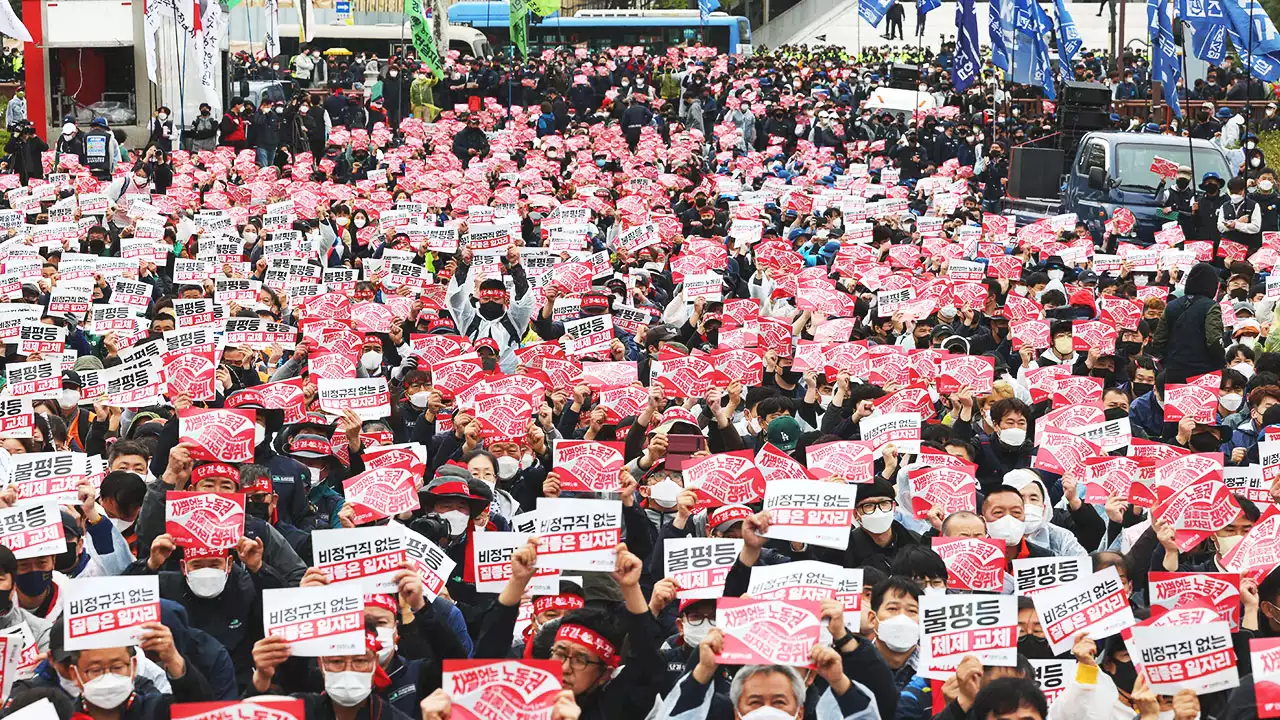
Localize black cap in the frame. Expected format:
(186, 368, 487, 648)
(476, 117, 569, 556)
(856, 478, 896, 504)
(61, 369, 82, 389)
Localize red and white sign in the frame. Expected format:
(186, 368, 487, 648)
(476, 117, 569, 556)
(665, 538, 743, 599)
(918, 593, 1017, 680)
(760, 479, 857, 550)
(442, 660, 563, 720)
(746, 560, 841, 602)
(908, 466, 977, 519)
(683, 452, 766, 507)
(1224, 507, 1280, 583)
(262, 584, 364, 656)
(1030, 659, 1078, 707)
(178, 409, 256, 464)
(932, 537, 1006, 592)
(1034, 430, 1100, 476)
(1163, 383, 1218, 424)
(165, 492, 245, 549)
(858, 412, 922, 455)
(937, 355, 994, 395)
(552, 440, 624, 493)
(312, 526, 407, 594)
(473, 531, 560, 593)
(0, 502, 65, 559)
(343, 468, 421, 526)
(317, 378, 392, 421)
(393, 520, 456, 601)
(715, 598, 821, 667)
(1252, 638, 1280, 718)
(534, 498, 622, 571)
(1149, 572, 1241, 631)
(1129, 621, 1238, 695)
(171, 700, 307, 720)
(1033, 566, 1135, 655)
(63, 575, 161, 651)
(805, 441, 876, 482)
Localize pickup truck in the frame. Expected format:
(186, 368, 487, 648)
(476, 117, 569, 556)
(1005, 131, 1234, 242)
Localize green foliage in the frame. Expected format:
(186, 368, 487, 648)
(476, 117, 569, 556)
(1261, 130, 1280, 172)
(652, 0, 692, 8)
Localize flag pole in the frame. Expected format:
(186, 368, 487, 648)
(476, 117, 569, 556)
(1246, 0, 1255, 141)
(1178, 16, 1195, 183)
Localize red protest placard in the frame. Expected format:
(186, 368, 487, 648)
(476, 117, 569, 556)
(1050, 375, 1104, 407)
(1224, 506, 1280, 583)
(755, 442, 814, 483)
(1072, 320, 1117, 354)
(598, 386, 648, 424)
(441, 660, 564, 720)
(178, 408, 256, 463)
(432, 357, 487, 399)
(1155, 479, 1241, 553)
(1024, 364, 1071, 404)
(908, 466, 977, 519)
(227, 377, 307, 424)
(715, 598, 821, 668)
(654, 355, 716, 399)
(1034, 430, 1101, 476)
(1150, 156, 1181, 177)
(472, 393, 535, 443)
(683, 452, 766, 507)
(165, 492, 246, 549)
(1082, 456, 1139, 504)
(343, 467, 421, 526)
(553, 440, 625, 493)
(172, 700, 307, 720)
(1163, 384, 1218, 424)
(578, 362, 638, 391)
(805, 441, 875, 482)
(932, 537, 1006, 592)
(1009, 320, 1050, 350)
(937, 355, 994, 395)
(1149, 572, 1242, 630)
(708, 348, 764, 386)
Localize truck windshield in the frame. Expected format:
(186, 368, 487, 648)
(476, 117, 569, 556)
(1114, 144, 1232, 192)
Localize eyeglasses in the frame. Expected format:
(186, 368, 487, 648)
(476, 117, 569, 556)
(79, 662, 131, 681)
(550, 646, 604, 671)
(857, 500, 895, 514)
(321, 656, 376, 673)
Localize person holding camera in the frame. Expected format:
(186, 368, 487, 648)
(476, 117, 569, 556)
(4, 119, 45, 183)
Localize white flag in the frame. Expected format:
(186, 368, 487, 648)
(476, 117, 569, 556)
(0, 0, 32, 43)
(264, 0, 281, 57)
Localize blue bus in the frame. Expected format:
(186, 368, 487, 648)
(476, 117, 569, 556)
(447, 2, 752, 56)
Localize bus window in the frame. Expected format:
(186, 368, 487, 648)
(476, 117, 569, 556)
(707, 25, 729, 53)
(449, 39, 477, 58)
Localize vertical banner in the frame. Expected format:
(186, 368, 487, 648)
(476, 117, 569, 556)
(197, 3, 225, 108)
(264, 0, 281, 58)
(405, 0, 445, 81)
(510, 0, 528, 59)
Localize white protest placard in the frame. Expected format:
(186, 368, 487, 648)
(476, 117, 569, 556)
(760, 479, 856, 550)
(0, 502, 65, 559)
(312, 526, 407, 593)
(63, 575, 160, 651)
(262, 584, 364, 656)
(664, 538, 742, 599)
(1033, 566, 1136, 654)
(391, 521, 456, 602)
(0, 397, 33, 438)
(317, 378, 391, 421)
(7, 452, 87, 505)
(857, 412, 922, 455)
(746, 560, 842, 602)
(918, 593, 1017, 680)
(1129, 621, 1239, 695)
(472, 531, 560, 594)
(1012, 556, 1089, 597)
(534, 498, 622, 571)
(1030, 659, 1077, 707)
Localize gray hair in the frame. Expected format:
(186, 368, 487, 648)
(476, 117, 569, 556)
(729, 665, 805, 710)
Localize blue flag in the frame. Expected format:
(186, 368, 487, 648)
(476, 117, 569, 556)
(919, 0, 941, 14)
(1220, 0, 1280, 57)
(990, 0, 1010, 71)
(699, 0, 719, 22)
(1031, 2, 1056, 99)
(1149, 0, 1184, 116)
(1008, 0, 1054, 98)
(1053, 0, 1082, 76)
(953, 0, 981, 90)
(859, 0, 896, 28)
(1225, 24, 1280, 80)
(1178, 0, 1229, 62)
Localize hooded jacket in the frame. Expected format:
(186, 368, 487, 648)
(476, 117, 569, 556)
(1151, 262, 1225, 382)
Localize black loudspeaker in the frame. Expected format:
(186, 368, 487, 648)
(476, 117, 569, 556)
(1061, 80, 1111, 107)
(1060, 107, 1111, 130)
(1009, 147, 1066, 199)
(887, 63, 920, 90)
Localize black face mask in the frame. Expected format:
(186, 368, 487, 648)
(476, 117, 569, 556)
(1108, 660, 1137, 694)
(1103, 406, 1129, 421)
(1119, 341, 1143, 356)
(780, 369, 803, 385)
(246, 500, 271, 522)
(1190, 433, 1221, 453)
(0, 590, 11, 615)
(478, 301, 506, 321)
(1230, 288, 1249, 300)
(481, 355, 499, 372)
(1176, 177, 1190, 189)
(1131, 382, 1153, 398)
(914, 335, 931, 349)
(1017, 634, 1054, 660)
(55, 541, 80, 573)
(1090, 368, 1115, 386)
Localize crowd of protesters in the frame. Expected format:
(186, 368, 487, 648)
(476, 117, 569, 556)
(0, 31, 1279, 720)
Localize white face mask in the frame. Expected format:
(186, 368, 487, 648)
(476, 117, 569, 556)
(497, 455, 520, 481)
(336, 217, 350, 227)
(77, 664, 134, 709)
(158, 112, 168, 121)
(997, 427, 1026, 447)
(987, 515, 1025, 545)
(355, 218, 367, 228)
(59, 389, 80, 408)
(360, 351, 383, 371)
(409, 391, 430, 409)
(1220, 392, 1244, 412)
(111, 516, 134, 534)
(739, 708, 797, 720)
(859, 508, 894, 534)
(186, 567, 229, 598)
(1047, 269, 1064, 282)
(683, 617, 713, 646)
(243, 230, 258, 242)
(1023, 503, 1045, 529)
(1261, 180, 1275, 192)
(442, 510, 471, 536)
(255, 424, 267, 446)
(324, 670, 374, 707)
(375, 626, 396, 664)
(877, 614, 920, 653)
(1233, 362, 1255, 379)
(1218, 533, 1244, 557)
(59, 671, 81, 697)
(648, 478, 682, 507)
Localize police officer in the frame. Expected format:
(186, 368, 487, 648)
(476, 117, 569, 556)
(83, 117, 117, 181)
